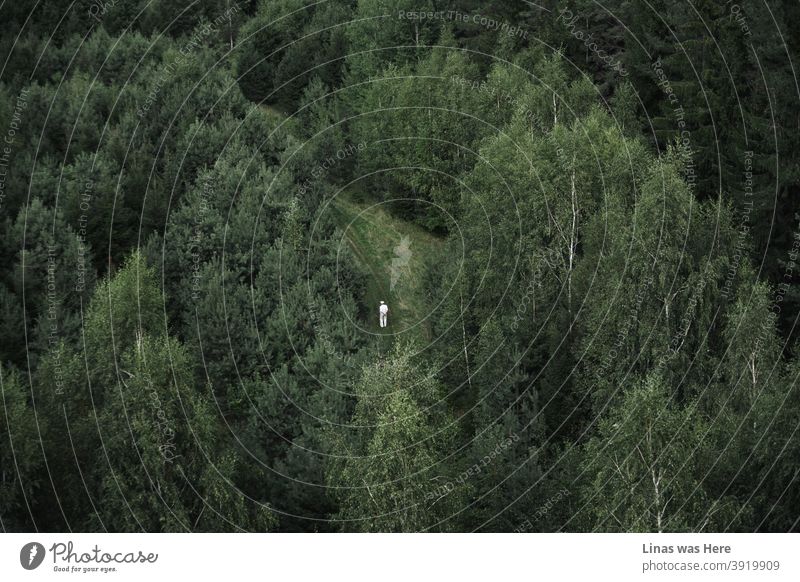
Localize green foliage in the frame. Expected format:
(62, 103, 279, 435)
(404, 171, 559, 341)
(0, 367, 42, 531)
(235, 0, 352, 106)
(329, 342, 465, 531)
(581, 374, 743, 532)
(2, 0, 798, 535)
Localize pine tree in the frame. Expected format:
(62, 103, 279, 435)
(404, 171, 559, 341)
(0, 366, 43, 531)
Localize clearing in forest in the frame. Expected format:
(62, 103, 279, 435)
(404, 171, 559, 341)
(331, 193, 445, 337)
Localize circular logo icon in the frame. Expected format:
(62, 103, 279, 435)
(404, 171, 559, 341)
(20, 542, 46, 570)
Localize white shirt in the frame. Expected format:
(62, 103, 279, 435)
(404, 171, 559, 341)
(379, 304, 389, 315)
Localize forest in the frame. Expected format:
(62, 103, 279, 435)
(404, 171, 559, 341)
(0, 0, 798, 533)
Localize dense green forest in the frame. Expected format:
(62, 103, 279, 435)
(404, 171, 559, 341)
(0, 0, 798, 532)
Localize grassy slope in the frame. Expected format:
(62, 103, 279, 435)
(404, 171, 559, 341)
(331, 193, 444, 338)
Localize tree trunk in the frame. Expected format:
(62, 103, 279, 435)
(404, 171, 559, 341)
(460, 288, 472, 393)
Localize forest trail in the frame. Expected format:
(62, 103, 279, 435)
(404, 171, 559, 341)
(258, 101, 445, 340)
(331, 193, 445, 338)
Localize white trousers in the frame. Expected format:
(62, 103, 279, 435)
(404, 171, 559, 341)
(379, 313, 387, 327)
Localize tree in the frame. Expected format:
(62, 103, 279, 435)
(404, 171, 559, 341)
(90, 332, 275, 532)
(329, 342, 465, 531)
(581, 373, 742, 532)
(345, 0, 441, 82)
(0, 366, 42, 531)
(234, 0, 314, 103)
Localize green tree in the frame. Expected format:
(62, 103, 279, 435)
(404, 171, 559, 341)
(329, 343, 465, 531)
(581, 373, 742, 532)
(0, 366, 43, 531)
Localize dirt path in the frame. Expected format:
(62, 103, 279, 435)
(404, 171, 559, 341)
(331, 193, 445, 339)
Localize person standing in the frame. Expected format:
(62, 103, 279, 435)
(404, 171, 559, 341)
(379, 301, 389, 328)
